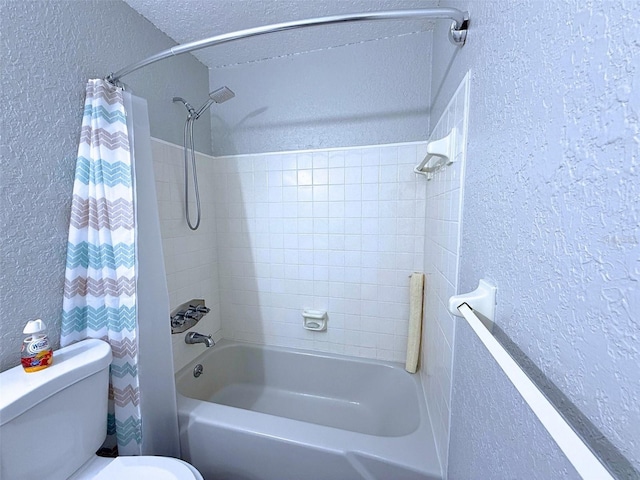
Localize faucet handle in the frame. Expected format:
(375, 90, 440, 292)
(171, 316, 186, 328)
(183, 308, 199, 319)
(195, 305, 211, 314)
(170, 299, 210, 334)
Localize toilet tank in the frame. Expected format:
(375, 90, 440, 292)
(0, 339, 112, 480)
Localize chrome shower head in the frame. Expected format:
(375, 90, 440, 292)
(209, 86, 235, 104)
(175, 87, 236, 120)
(192, 86, 235, 118)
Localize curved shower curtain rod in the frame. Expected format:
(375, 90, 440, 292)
(106, 8, 469, 85)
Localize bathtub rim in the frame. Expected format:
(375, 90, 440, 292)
(175, 339, 442, 479)
(175, 338, 422, 384)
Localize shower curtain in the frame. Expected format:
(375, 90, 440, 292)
(61, 79, 141, 456)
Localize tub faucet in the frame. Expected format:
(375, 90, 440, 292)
(185, 332, 215, 347)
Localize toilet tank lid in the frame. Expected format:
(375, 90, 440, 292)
(0, 339, 112, 426)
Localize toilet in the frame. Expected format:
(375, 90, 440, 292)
(0, 338, 203, 480)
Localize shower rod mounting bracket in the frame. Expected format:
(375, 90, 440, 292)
(449, 13, 470, 46)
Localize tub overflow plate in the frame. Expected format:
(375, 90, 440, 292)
(193, 364, 203, 378)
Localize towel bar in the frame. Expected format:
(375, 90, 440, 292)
(455, 302, 614, 480)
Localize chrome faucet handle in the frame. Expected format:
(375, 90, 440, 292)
(171, 316, 186, 328)
(170, 299, 210, 334)
(183, 309, 199, 319)
(195, 305, 211, 314)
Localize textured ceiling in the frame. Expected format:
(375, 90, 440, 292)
(123, 0, 441, 68)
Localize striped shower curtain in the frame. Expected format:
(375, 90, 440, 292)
(61, 79, 141, 455)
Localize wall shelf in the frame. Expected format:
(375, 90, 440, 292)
(414, 127, 457, 180)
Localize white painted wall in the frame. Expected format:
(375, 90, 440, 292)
(208, 33, 432, 155)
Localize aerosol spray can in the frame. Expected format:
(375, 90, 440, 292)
(21, 319, 54, 373)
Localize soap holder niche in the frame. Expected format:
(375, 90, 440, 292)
(302, 310, 328, 331)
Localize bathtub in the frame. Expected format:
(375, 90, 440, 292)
(175, 340, 441, 480)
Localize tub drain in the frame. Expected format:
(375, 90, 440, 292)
(193, 364, 203, 378)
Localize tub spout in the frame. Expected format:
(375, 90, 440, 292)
(185, 332, 215, 347)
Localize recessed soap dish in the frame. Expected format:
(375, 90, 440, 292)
(302, 310, 328, 331)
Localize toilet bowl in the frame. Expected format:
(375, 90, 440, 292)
(69, 455, 204, 480)
(0, 339, 203, 480)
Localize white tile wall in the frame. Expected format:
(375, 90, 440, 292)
(213, 143, 427, 362)
(150, 120, 471, 473)
(151, 139, 222, 372)
(149, 80, 473, 478)
(151, 95, 468, 469)
(420, 72, 470, 475)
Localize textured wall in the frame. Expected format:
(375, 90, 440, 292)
(207, 32, 432, 155)
(0, 0, 211, 371)
(450, 323, 581, 479)
(432, 1, 640, 477)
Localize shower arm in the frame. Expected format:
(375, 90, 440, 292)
(105, 8, 469, 85)
(193, 99, 214, 119)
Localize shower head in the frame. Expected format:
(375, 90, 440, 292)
(209, 86, 235, 104)
(191, 86, 236, 119)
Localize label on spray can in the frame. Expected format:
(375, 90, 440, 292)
(21, 335, 53, 372)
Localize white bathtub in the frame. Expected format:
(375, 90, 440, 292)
(175, 340, 441, 480)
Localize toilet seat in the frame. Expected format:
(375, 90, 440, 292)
(69, 455, 204, 480)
